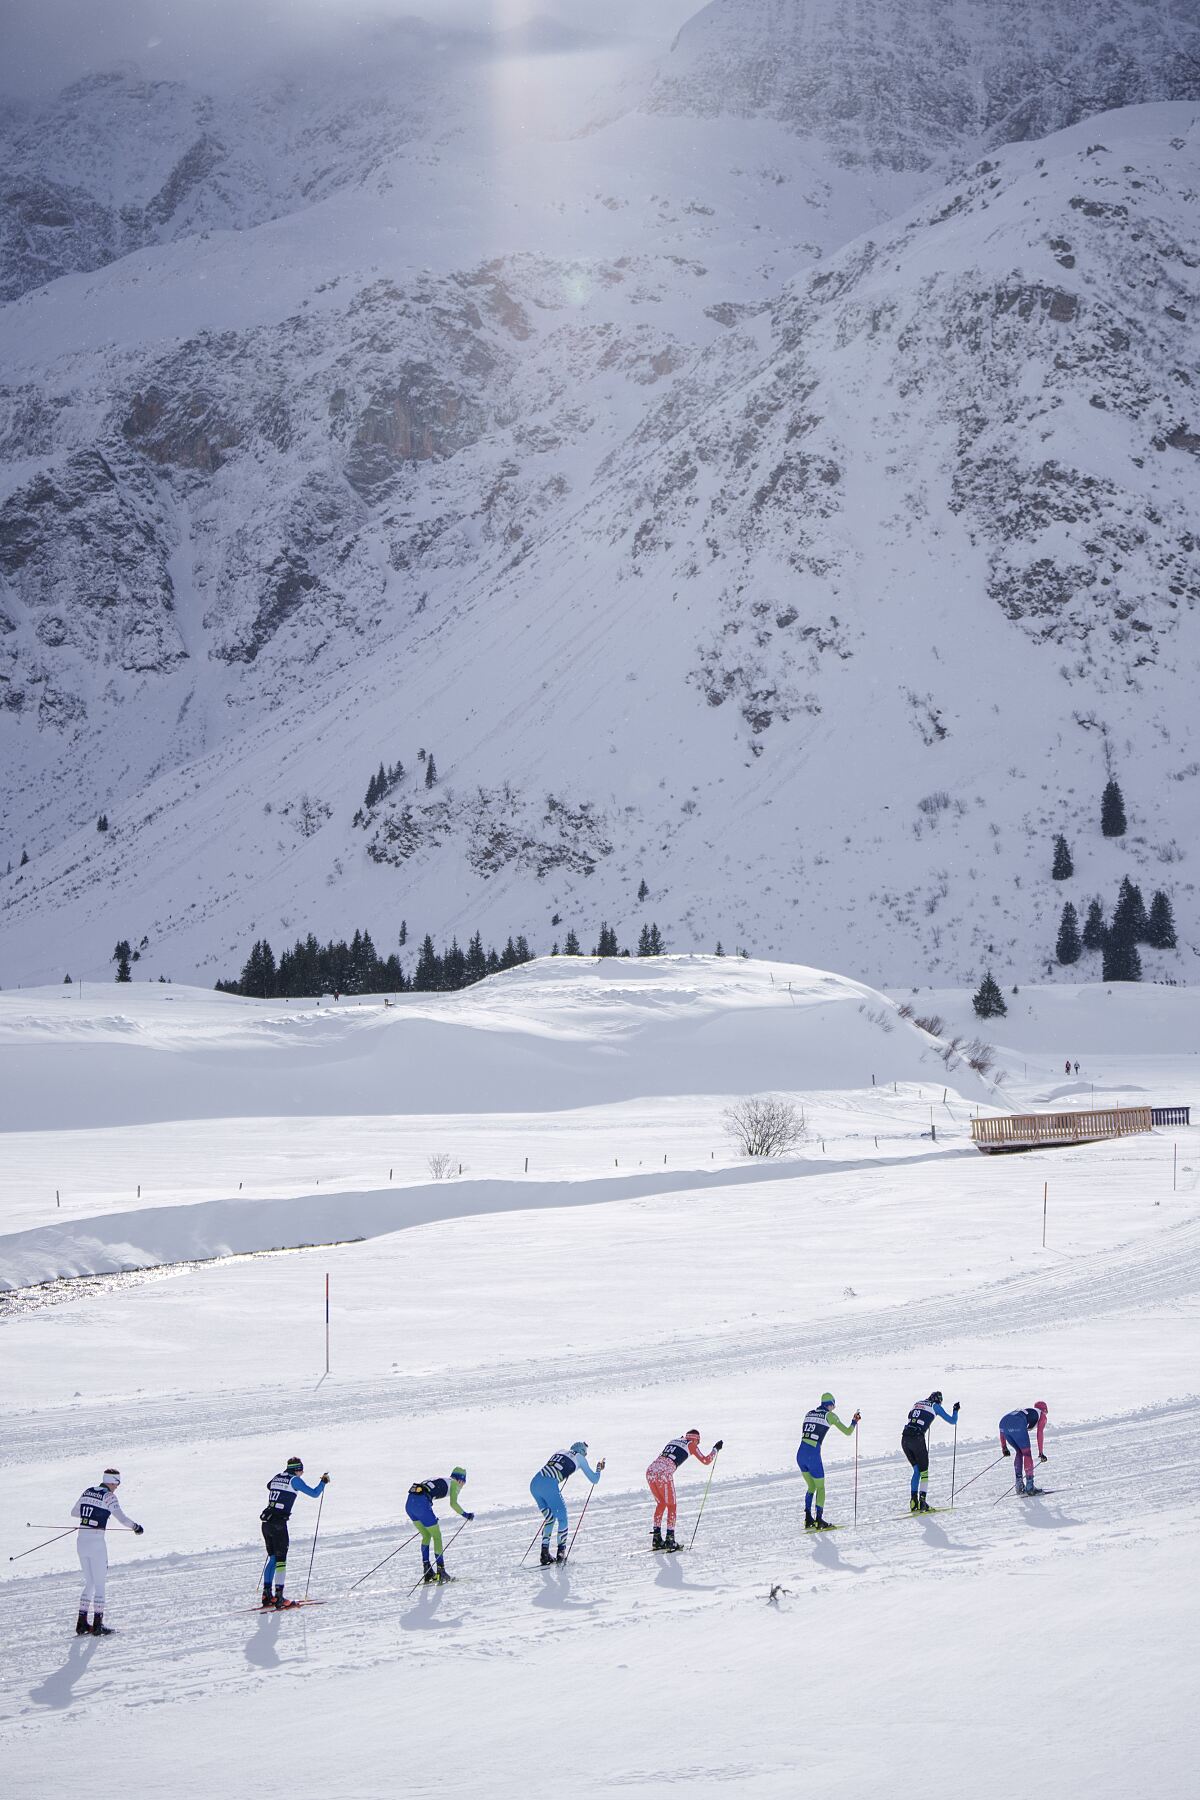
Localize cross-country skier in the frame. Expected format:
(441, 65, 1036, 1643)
(902, 1391, 959, 1511)
(260, 1457, 329, 1609)
(645, 1429, 723, 1551)
(71, 1468, 144, 1636)
(797, 1393, 860, 1529)
(999, 1401, 1049, 1494)
(405, 1467, 473, 1584)
(530, 1442, 604, 1565)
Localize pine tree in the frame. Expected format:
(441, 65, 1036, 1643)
(637, 878, 649, 902)
(413, 935, 441, 991)
(1082, 898, 1106, 951)
(465, 931, 488, 985)
(637, 924, 652, 955)
(443, 938, 467, 990)
(1146, 890, 1177, 950)
(514, 935, 532, 963)
(638, 922, 665, 955)
(1055, 902, 1081, 966)
(425, 754, 437, 789)
(972, 970, 1007, 1018)
(715, 941, 724, 957)
(239, 939, 277, 999)
(1102, 934, 1142, 983)
(19, 848, 28, 866)
(563, 929, 581, 956)
(594, 921, 619, 957)
(97, 813, 109, 833)
(499, 936, 520, 970)
(1113, 876, 1148, 944)
(112, 939, 132, 983)
(63, 973, 72, 983)
(1101, 778, 1126, 837)
(1051, 834, 1073, 880)
(398, 919, 408, 947)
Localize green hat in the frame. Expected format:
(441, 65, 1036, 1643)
(450, 1465, 467, 1483)
(820, 1393, 835, 1406)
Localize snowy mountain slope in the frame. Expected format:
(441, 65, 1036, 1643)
(648, 0, 1200, 168)
(0, 5, 1198, 987)
(1, 101, 1196, 988)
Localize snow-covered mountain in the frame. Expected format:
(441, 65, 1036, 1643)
(1, 2, 1198, 987)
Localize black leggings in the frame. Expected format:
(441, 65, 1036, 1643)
(261, 1516, 290, 1585)
(901, 1426, 929, 1474)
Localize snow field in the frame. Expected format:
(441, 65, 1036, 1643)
(1, 960, 1196, 1793)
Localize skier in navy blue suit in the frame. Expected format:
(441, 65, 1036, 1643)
(901, 1391, 959, 1511)
(260, 1457, 328, 1608)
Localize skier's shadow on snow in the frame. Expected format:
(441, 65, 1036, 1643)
(1016, 1503, 1081, 1532)
(810, 1534, 868, 1575)
(401, 1585, 464, 1633)
(530, 1567, 598, 1613)
(244, 1612, 286, 1670)
(919, 1517, 971, 1554)
(29, 1637, 99, 1710)
(654, 1554, 720, 1594)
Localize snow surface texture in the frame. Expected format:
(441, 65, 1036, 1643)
(1, 3, 1199, 985)
(1, 958, 1197, 1795)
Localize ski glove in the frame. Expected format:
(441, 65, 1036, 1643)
(952, 1402, 960, 1414)
(320, 1473, 331, 1484)
(596, 1458, 606, 1473)
(133, 1524, 145, 1535)
(713, 1439, 724, 1452)
(1038, 1453, 1048, 1463)
(851, 1411, 862, 1424)
(463, 1511, 475, 1521)
(1002, 1447, 1012, 1457)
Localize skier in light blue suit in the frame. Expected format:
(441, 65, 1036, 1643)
(530, 1442, 604, 1565)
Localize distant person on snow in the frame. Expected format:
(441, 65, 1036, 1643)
(1065, 1059, 1072, 1075)
(999, 1402, 1049, 1495)
(71, 1467, 144, 1636)
(901, 1391, 959, 1512)
(797, 1394, 860, 1530)
(260, 1457, 329, 1609)
(406, 1467, 473, 1584)
(1074, 1061, 1080, 1075)
(646, 1429, 723, 1552)
(530, 1442, 604, 1565)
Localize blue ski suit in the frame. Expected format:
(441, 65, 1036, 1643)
(530, 1449, 600, 1547)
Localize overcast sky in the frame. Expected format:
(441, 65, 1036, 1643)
(1, 1, 704, 96)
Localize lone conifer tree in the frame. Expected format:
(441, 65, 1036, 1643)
(1146, 890, 1177, 950)
(425, 754, 437, 789)
(637, 878, 649, 902)
(972, 970, 1007, 1018)
(1055, 902, 1081, 965)
(1081, 898, 1105, 950)
(563, 929, 581, 955)
(112, 940, 132, 983)
(1051, 834, 1073, 880)
(19, 848, 29, 866)
(1100, 778, 1126, 837)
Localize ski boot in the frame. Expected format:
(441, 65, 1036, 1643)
(90, 1612, 114, 1636)
(804, 1514, 816, 1530)
(422, 1564, 438, 1584)
(555, 1541, 568, 1563)
(273, 1588, 287, 1610)
(75, 1611, 90, 1636)
(540, 1544, 553, 1567)
(813, 1517, 835, 1531)
(261, 1588, 274, 1610)
(909, 1496, 920, 1514)
(663, 1530, 682, 1553)
(651, 1526, 665, 1551)
(917, 1495, 931, 1513)
(1024, 1482, 1041, 1496)
(435, 1563, 454, 1583)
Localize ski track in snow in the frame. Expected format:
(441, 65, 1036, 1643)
(2, 1400, 1192, 1733)
(7, 1207, 1198, 1467)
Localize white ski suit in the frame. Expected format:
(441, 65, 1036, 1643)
(71, 1484, 139, 1613)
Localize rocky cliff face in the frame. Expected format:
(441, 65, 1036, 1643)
(0, 6, 1197, 986)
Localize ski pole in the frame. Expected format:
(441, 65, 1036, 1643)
(9, 1528, 75, 1562)
(304, 1489, 325, 1601)
(688, 1448, 721, 1550)
(407, 1520, 468, 1597)
(521, 1518, 547, 1567)
(563, 1484, 595, 1563)
(348, 1530, 419, 1592)
(954, 1453, 1006, 1498)
(950, 1416, 958, 1507)
(853, 1432, 859, 1528)
(25, 1523, 134, 1530)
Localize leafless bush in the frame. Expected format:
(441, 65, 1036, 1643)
(918, 791, 951, 815)
(723, 1096, 807, 1158)
(896, 1001, 914, 1020)
(427, 1153, 454, 1180)
(939, 1035, 964, 1068)
(913, 1013, 945, 1037)
(966, 1037, 995, 1077)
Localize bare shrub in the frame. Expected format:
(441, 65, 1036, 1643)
(427, 1153, 454, 1180)
(723, 1096, 807, 1158)
(913, 1013, 945, 1037)
(917, 791, 951, 815)
(939, 1035, 964, 1068)
(966, 1037, 995, 1077)
(896, 1001, 914, 1020)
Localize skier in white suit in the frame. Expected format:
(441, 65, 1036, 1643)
(71, 1468, 144, 1635)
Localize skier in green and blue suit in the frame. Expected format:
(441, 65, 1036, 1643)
(797, 1393, 860, 1529)
(405, 1467, 473, 1584)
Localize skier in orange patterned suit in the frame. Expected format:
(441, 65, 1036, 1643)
(646, 1428, 722, 1552)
